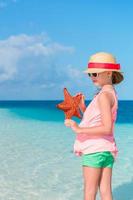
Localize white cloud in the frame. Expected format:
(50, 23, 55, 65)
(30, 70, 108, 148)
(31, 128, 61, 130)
(0, 33, 88, 99)
(0, 33, 75, 84)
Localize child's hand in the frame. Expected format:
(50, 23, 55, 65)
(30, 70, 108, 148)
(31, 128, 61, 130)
(64, 119, 76, 127)
(64, 119, 81, 134)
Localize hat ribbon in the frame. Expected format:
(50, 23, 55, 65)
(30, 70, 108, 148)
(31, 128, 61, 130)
(88, 62, 120, 70)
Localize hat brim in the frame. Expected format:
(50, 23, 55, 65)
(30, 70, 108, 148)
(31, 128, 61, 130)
(83, 68, 123, 73)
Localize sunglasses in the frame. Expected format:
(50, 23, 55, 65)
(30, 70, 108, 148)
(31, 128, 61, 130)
(88, 73, 99, 77)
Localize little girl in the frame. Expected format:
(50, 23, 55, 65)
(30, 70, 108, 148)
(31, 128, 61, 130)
(65, 52, 124, 200)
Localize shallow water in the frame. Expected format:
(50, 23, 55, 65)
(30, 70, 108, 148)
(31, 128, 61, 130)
(0, 101, 132, 200)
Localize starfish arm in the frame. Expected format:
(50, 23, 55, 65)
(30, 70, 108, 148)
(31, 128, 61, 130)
(73, 95, 82, 106)
(65, 109, 75, 119)
(73, 108, 82, 119)
(64, 88, 74, 104)
(56, 101, 71, 111)
(73, 95, 82, 102)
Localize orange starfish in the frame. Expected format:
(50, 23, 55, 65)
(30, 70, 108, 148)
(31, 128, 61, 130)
(56, 88, 82, 119)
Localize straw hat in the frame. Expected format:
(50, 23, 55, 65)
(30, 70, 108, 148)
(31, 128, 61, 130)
(83, 52, 124, 84)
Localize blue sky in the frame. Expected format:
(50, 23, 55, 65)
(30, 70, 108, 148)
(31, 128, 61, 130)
(0, 0, 132, 100)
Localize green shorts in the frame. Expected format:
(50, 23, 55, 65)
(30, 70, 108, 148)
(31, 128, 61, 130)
(82, 151, 114, 168)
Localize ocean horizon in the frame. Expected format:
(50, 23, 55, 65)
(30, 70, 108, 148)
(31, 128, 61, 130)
(0, 100, 133, 200)
(0, 100, 133, 123)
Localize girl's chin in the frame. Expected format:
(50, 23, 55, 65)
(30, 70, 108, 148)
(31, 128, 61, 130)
(93, 82, 102, 88)
(93, 82, 99, 86)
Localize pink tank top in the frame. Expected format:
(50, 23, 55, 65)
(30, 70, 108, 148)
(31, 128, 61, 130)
(73, 86, 118, 161)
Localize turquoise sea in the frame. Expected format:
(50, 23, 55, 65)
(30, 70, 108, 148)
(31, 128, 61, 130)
(0, 100, 133, 200)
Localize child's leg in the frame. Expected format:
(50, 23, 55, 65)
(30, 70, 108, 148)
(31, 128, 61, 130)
(82, 166, 102, 200)
(99, 167, 113, 200)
